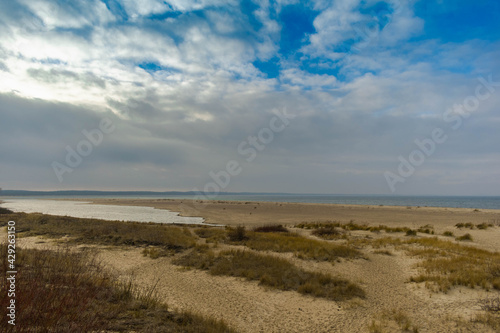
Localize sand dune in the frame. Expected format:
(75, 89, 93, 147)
(4, 199, 500, 332)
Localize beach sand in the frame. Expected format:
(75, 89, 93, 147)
(89, 198, 500, 251)
(4, 199, 500, 332)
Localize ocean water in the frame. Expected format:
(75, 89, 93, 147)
(2, 194, 499, 211)
(208, 194, 500, 210)
(0, 199, 205, 224)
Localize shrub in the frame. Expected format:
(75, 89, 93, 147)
(227, 226, 248, 241)
(311, 227, 342, 239)
(456, 233, 473, 241)
(253, 224, 288, 233)
(406, 229, 417, 236)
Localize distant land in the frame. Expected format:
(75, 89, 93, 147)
(0, 190, 293, 197)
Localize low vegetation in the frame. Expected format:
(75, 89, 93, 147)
(404, 238, 500, 292)
(194, 227, 227, 243)
(229, 227, 362, 262)
(347, 235, 500, 293)
(311, 226, 344, 240)
(0, 244, 234, 332)
(173, 247, 365, 301)
(0, 212, 197, 254)
(295, 221, 414, 234)
(252, 224, 288, 233)
(456, 233, 473, 241)
(455, 222, 493, 230)
(368, 309, 419, 333)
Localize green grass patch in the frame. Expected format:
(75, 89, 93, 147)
(173, 248, 365, 301)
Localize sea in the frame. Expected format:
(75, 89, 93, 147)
(1, 193, 499, 224)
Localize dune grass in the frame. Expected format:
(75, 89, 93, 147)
(173, 246, 365, 301)
(347, 235, 500, 292)
(0, 244, 234, 333)
(0, 212, 197, 253)
(455, 233, 473, 241)
(311, 226, 344, 240)
(194, 227, 227, 243)
(229, 227, 362, 262)
(369, 237, 500, 292)
(295, 221, 414, 234)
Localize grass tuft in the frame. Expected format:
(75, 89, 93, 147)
(0, 213, 197, 253)
(227, 226, 248, 242)
(0, 244, 235, 332)
(311, 227, 343, 240)
(173, 248, 365, 301)
(234, 231, 362, 262)
(456, 233, 473, 241)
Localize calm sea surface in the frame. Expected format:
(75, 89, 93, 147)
(1, 194, 499, 217)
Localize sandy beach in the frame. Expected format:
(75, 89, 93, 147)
(89, 198, 500, 250)
(4, 199, 500, 332)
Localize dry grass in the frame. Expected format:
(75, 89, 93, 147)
(194, 227, 227, 243)
(311, 226, 344, 240)
(173, 247, 365, 301)
(368, 309, 419, 333)
(455, 222, 494, 230)
(403, 238, 500, 292)
(348, 235, 500, 293)
(295, 221, 414, 234)
(456, 233, 473, 241)
(232, 228, 362, 262)
(0, 244, 235, 332)
(0, 212, 197, 253)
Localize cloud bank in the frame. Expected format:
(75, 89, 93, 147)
(0, 0, 499, 195)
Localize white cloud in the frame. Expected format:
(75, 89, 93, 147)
(17, 0, 115, 29)
(280, 68, 337, 88)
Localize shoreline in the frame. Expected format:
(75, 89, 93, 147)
(84, 198, 500, 229)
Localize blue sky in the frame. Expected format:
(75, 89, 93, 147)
(0, 0, 499, 195)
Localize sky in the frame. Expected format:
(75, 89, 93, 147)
(0, 0, 499, 195)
